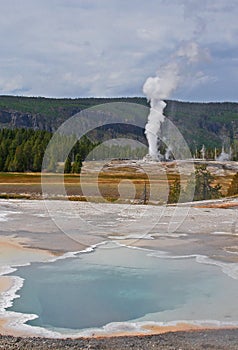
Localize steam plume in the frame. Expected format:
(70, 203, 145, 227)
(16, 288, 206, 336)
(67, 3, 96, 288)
(143, 42, 209, 160)
(143, 63, 180, 160)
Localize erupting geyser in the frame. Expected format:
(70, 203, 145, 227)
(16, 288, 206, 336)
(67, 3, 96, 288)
(143, 96, 166, 161)
(143, 42, 208, 161)
(143, 63, 180, 161)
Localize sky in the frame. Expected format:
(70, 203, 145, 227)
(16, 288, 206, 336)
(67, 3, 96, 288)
(0, 0, 238, 102)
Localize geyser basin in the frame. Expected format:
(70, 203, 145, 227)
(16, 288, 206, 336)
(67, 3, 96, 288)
(7, 242, 238, 334)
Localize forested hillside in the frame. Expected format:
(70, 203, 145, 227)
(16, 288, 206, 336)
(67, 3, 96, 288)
(164, 101, 238, 150)
(0, 96, 147, 132)
(0, 95, 238, 153)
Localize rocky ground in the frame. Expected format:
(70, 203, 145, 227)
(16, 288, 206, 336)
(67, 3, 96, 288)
(0, 329, 238, 349)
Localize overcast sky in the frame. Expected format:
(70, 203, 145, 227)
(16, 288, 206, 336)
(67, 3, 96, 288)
(0, 0, 238, 101)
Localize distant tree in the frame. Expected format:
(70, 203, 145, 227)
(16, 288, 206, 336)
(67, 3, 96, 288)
(9, 145, 26, 172)
(47, 156, 57, 173)
(227, 173, 238, 196)
(32, 152, 42, 172)
(183, 164, 222, 201)
(72, 154, 82, 174)
(23, 141, 33, 170)
(64, 156, 72, 174)
(168, 178, 181, 203)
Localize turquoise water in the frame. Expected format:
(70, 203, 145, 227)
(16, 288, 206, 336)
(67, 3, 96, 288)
(7, 243, 238, 332)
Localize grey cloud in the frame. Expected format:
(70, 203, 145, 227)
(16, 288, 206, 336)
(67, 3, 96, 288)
(0, 0, 237, 101)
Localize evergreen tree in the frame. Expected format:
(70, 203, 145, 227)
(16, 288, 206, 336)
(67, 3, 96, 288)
(9, 145, 26, 172)
(47, 153, 57, 173)
(72, 154, 82, 173)
(32, 150, 43, 171)
(23, 141, 33, 170)
(183, 165, 222, 201)
(168, 178, 181, 203)
(64, 156, 72, 173)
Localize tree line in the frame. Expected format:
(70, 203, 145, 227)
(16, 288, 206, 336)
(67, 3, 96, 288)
(0, 128, 147, 173)
(0, 128, 96, 173)
(0, 128, 52, 172)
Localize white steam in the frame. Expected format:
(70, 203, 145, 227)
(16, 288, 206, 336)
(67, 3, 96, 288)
(216, 145, 231, 162)
(143, 62, 180, 160)
(176, 41, 211, 63)
(143, 41, 209, 161)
